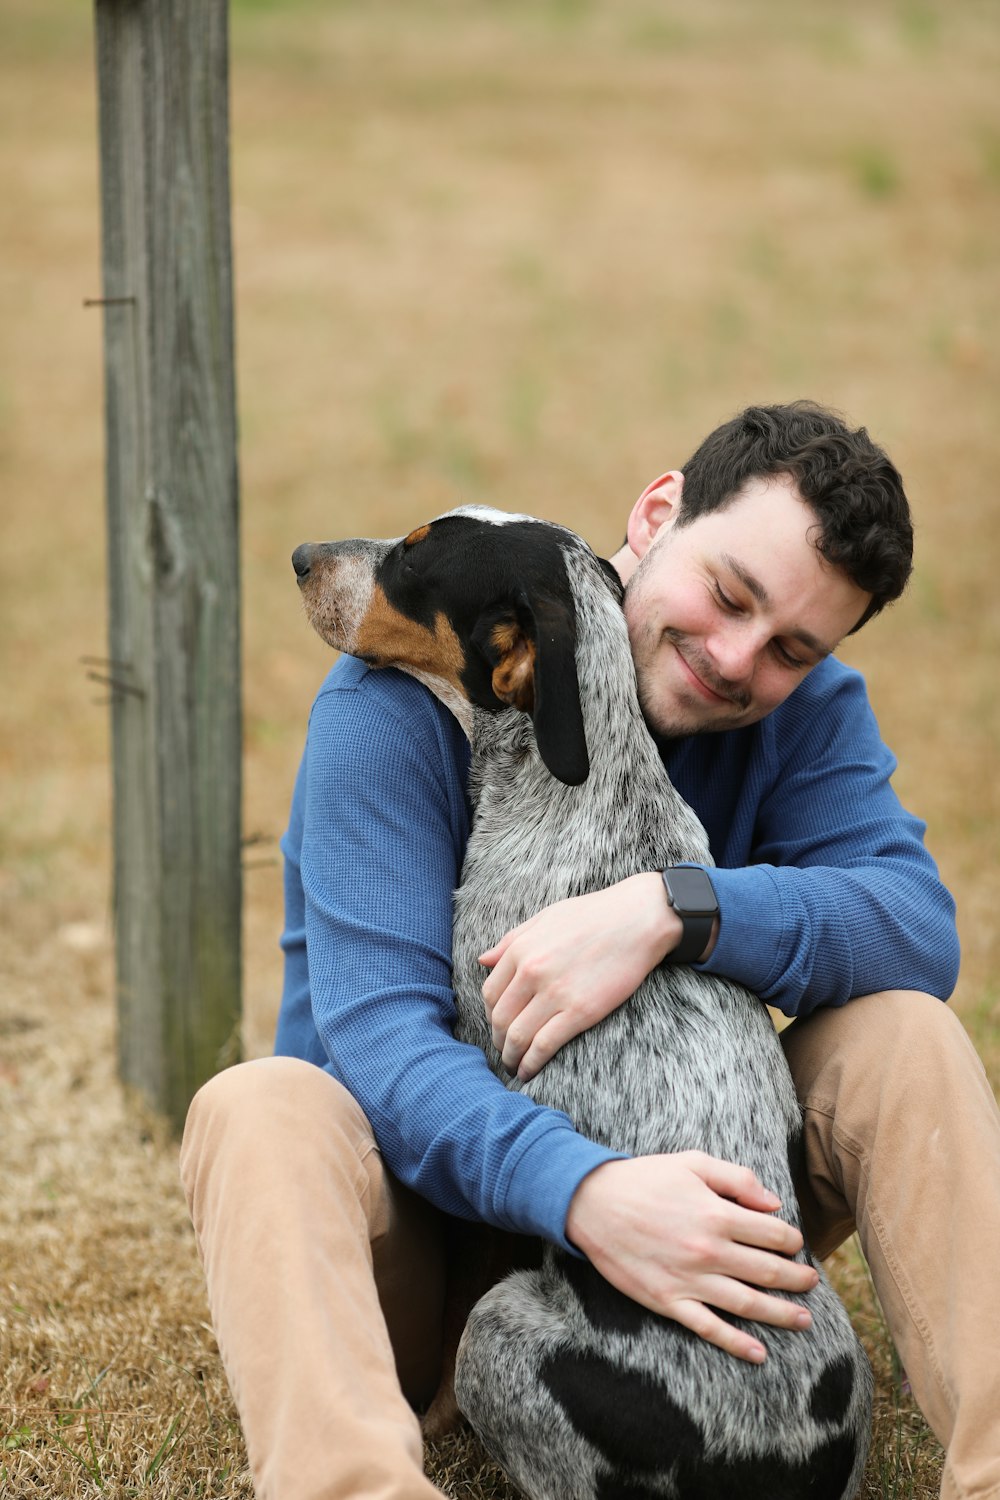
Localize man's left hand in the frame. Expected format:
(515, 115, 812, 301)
(480, 873, 683, 1080)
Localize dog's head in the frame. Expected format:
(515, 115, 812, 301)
(292, 506, 611, 785)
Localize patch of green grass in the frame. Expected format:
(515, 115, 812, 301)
(897, 0, 942, 55)
(811, 20, 863, 66)
(744, 230, 784, 283)
(980, 132, 1000, 186)
(625, 15, 695, 52)
(851, 146, 902, 201)
(437, 426, 491, 491)
(2, 1426, 34, 1453)
(911, 568, 945, 622)
(961, 983, 1000, 1064)
(373, 384, 427, 470)
(505, 366, 546, 450)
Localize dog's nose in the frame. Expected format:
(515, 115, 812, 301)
(291, 543, 314, 580)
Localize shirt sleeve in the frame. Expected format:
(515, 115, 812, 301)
(695, 667, 960, 1017)
(297, 672, 620, 1245)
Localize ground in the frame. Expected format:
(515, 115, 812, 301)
(1, 0, 998, 1494)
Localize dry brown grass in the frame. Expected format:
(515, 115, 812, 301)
(2, 0, 998, 1494)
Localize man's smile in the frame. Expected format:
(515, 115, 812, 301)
(667, 632, 752, 712)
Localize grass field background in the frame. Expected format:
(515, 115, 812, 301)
(1, 0, 998, 1494)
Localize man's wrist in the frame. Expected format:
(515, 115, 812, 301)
(636, 871, 683, 955)
(660, 866, 720, 964)
(565, 1160, 617, 1256)
(638, 871, 719, 963)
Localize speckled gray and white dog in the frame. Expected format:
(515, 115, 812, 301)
(292, 505, 873, 1500)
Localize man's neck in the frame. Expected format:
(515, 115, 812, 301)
(609, 541, 637, 587)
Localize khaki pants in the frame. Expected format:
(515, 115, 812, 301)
(180, 992, 1000, 1500)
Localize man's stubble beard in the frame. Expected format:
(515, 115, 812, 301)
(625, 568, 753, 744)
(634, 650, 754, 744)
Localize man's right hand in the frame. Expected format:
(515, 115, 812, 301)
(565, 1152, 818, 1364)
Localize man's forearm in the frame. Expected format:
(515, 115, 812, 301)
(700, 860, 960, 1016)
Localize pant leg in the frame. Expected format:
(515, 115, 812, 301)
(180, 1055, 447, 1500)
(781, 992, 1000, 1500)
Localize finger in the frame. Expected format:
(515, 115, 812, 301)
(499, 991, 566, 1071)
(697, 1274, 814, 1333)
(718, 1243, 819, 1295)
(724, 1202, 805, 1258)
(489, 976, 540, 1049)
(499, 1003, 547, 1073)
(481, 951, 519, 1014)
(670, 1299, 769, 1364)
(515, 1015, 575, 1081)
(479, 915, 535, 968)
(689, 1153, 783, 1213)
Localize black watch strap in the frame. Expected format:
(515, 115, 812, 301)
(661, 866, 718, 965)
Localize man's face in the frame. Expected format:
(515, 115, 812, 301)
(622, 472, 872, 738)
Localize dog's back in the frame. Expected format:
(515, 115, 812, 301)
(450, 528, 872, 1500)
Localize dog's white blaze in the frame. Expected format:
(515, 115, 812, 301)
(331, 552, 379, 649)
(444, 504, 540, 527)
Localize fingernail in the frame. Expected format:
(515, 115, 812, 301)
(763, 1190, 781, 1208)
(796, 1310, 812, 1329)
(749, 1343, 767, 1363)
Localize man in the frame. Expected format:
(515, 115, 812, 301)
(181, 403, 1000, 1500)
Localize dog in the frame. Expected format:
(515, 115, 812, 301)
(293, 505, 873, 1500)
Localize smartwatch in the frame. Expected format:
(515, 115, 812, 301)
(661, 866, 719, 965)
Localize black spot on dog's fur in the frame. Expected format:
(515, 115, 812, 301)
(542, 1346, 860, 1500)
(558, 1253, 658, 1338)
(668, 1433, 859, 1500)
(594, 1478, 661, 1500)
(540, 1347, 702, 1478)
(680, 1433, 859, 1500)
(809, 1353, 856, 1427)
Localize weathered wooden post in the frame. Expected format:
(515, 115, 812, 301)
(93, 0, 242, 1131)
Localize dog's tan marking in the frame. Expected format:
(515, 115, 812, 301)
(404, 524, 432, 548)
(490, 621, 536, 712)
(355, 586, 466, 688)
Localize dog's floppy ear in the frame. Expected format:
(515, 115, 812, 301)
(472, 591, 589, 786)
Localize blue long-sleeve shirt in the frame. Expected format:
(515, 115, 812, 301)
(274, 652, 958, 1248)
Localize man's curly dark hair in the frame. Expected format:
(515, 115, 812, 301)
(676, 401, 913, 632)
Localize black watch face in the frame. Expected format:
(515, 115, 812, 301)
(666, 868, 717, 916)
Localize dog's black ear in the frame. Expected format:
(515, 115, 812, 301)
(472, 592, 589, 786)
(526, 591, 589, 786)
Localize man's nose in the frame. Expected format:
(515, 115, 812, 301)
(705, 625, 759, 684)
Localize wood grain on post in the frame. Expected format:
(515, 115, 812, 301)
(94, 0, 242, 1131)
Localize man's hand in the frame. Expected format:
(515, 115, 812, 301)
(481, 873, 700, 1080)
(565, 1154, 818, 1363)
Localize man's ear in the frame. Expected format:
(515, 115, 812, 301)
(626, 471, 684, 561)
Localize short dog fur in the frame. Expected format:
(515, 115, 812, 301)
(293, 506, 873, 1500)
